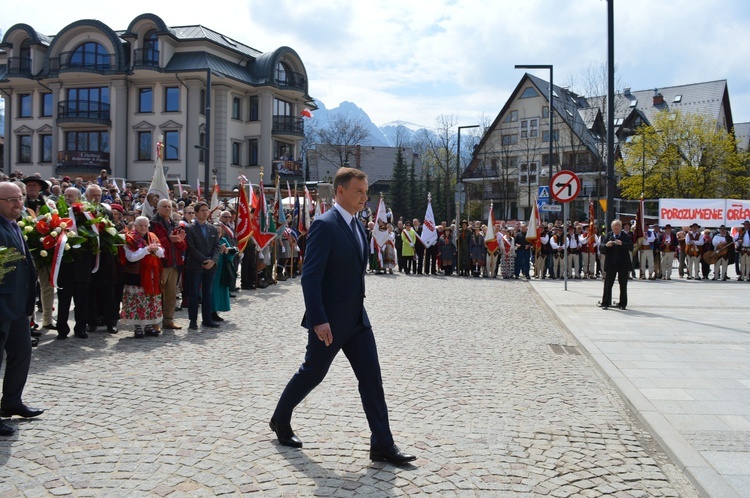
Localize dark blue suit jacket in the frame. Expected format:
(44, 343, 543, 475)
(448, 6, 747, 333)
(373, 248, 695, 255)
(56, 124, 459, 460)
(0, 217, 36, 321)
(301, 207, 370, 333)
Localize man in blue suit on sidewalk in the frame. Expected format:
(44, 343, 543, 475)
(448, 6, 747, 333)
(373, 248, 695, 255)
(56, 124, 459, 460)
(270, 168, 416, 465)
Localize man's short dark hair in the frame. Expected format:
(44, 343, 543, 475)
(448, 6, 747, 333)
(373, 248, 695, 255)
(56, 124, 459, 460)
(333, 167, 368, 194)
(194, 201, 209, 211)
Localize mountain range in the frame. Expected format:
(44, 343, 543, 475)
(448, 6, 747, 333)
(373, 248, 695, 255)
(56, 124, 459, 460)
(309, 99, 434, 148)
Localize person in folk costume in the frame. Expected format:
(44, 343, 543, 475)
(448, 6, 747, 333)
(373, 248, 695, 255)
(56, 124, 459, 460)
(579, 226, 597, 279)
(534, 225, 550, 279)
(211, 223, 237, 323)
(382, 224, 396, 274)
(457, 220, 471, 276)
(400, 221, 416, 274)
(394, 219, 404, 273)
(121, 216, 164, 338)
(700, 228, 713, 279)
(597, 229, 607, 280)
(368, 221, 383, 274)
(548, 226, 564, 279)
(650, 224, 663, 280)
(500, 228, 516, 279)
(712, 225, 735, 281)
(676, 226, 688, 278)
(564, 225, 580, 279)
(485, 224, 501, 279)
(438, 227, 456, 276)
(658, 224, 678, 280)
(469, 224, 485, 277)
(684, 223, 704, 280)
(735, 220, 750, 281)
(621, 221, 636, 279)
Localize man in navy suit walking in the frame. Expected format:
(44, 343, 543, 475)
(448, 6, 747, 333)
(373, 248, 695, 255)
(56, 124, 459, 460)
(270, 168, 415, 465)
(0, 182, 45, 436)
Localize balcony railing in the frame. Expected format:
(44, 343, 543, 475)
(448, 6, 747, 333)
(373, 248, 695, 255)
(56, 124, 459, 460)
(7, 57, 32, 77)
(57, 100, 111, 126)
(564, 162, 603, 174)
(133, 48, 159, 68)
(50, 51, 114, 73)
(275, 70, 307, 92)
(272, 115, 304, 137)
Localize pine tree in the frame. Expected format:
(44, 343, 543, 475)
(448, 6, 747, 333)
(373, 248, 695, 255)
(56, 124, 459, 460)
(390, 148, 409, 222)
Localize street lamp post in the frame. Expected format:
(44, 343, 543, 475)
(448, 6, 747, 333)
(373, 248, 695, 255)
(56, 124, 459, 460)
(456, 124, 479, 223)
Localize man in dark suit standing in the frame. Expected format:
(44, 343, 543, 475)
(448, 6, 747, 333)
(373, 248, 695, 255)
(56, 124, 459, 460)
(270, 168, 416, 465)
(184, 201, 221, 330)
(0, 182, 45, 436)
(599, 219, 633, 310)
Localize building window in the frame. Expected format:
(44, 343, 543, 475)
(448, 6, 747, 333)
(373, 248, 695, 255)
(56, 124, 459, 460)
(69, 42, 110, 70)
(249, 96, 259, 121)
(18, 136, 32, 163)
(520, 119, 538, 139)
(231, 142, 241, 165)
(138, 88, 153, 113)
(504, 110, 518, 123)
(520, 87, 539, 99)
(542, 153, 560, 167)
(66, 131, 109, 153)
(64, 87, 110, 118)
(41, 93, 53, 117)
(40, 134, 53, 162)
(232, 97, 241, 120)
(542, 106, 549, 118)
(501, 134, 518, 146)
(143, 30, 159, 64)
(519, 162, 538, 185)
(164, 87, 180, 112)
(138, 131, 152, 160)
(198, 133, 205, 163)
(164, 130, 179, 159)
(248, 139, 258, 166)
(274, 98, 292, 116)
(542, 129, 559, 142)
(19, 94, 32, 117)
(199, 89, 206, 115)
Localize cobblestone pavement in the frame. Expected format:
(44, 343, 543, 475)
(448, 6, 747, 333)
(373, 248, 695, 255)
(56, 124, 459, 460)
(0, 274, 698, 497)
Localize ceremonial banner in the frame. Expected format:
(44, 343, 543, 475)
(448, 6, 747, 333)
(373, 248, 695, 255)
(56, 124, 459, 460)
(209, 182, 221, 222)
(143, 138, 170, 218)
(484, 203, 499, 253)
(373, 197, 390, 249)
(235, 180, 252, 253)
(419, 195, 438, 248)
(659, 199, 750, 227)
(526, 197, 541, 249)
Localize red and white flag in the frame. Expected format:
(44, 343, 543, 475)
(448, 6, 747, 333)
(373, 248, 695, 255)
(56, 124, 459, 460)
(197, 177, 202, 200)
(419, 194, 438, 248)
(526, 197, 542, 250)
(485, 202, 499, 253)
(236, 179, 252, 253)
(300, 108, 313, 119)
(209, 181, 221, 222)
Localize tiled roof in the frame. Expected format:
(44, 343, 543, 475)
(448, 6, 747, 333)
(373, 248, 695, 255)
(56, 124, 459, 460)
(164, 52, 265, 85)
(169, 25, 263, 59)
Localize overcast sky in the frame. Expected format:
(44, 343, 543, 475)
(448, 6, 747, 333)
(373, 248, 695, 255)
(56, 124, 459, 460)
(3, 0, 750, 130)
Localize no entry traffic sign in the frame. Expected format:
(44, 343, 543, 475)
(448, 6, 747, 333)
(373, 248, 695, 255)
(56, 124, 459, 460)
(550, 170, 581, 203)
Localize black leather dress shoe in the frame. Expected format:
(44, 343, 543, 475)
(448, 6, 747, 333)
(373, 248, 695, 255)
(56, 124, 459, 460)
(86, 324, 97, 333)
(369, 445, 416, 465)
(74, 331, 89, 339)
(42, 323, 57, 330)
(210, 313, 225, 322)
(202, 321, 220, 328)
(31, 338, 39, 347)
(0, 421, 15, 436)
(1, 404, 45, 418)
(269, 419, 303, 448)
(107, 326, 118, 334)
(597, 301, 609, 310)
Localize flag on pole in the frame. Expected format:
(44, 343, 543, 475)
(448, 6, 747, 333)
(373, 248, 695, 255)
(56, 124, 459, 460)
(633, 195, 646, 246)
(419, 193, 438, 248)
(303, 186, 313, 230)
(177, 177, 184, 198)
(142, 137, 170, 218)
(372, 196, 391, 266)
(485, 202, 499, 253)
(587, 197, 596, 251)
(314, 197, 323, 219)
(197, 176, 202, 200)
(251, 175, 276, 251)
(300, 108, 313, 119)
(209, 180, 221, 222)
(121, 178, 127, 193)
(236, 179, 253, 253)
(526, 197, 542, 250)
(272, 175, 281, 224)
(294, 192, 302, 234)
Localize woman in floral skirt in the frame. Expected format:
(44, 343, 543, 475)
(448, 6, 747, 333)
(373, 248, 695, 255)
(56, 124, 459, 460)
(121, 216, 164, 338)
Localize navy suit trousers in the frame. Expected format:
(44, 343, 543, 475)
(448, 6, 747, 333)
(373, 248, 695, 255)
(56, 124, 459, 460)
(187, 269, 215, 322)
(273, 325, 394, 450)
(0, 317, 32, 410)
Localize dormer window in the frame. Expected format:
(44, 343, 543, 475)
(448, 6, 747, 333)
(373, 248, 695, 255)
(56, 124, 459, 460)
(69, 42, 111, 70)
(143, 30, 159, 64)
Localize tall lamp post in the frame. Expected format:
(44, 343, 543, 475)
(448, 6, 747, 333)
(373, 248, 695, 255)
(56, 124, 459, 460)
(456, 124, 479, 223)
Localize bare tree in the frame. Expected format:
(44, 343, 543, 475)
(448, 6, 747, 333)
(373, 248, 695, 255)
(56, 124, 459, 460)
(423, 115, 458, 222)
(313, 113, 371, 168)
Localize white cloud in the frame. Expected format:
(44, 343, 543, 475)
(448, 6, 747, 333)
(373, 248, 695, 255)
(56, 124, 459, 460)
(3, 0, 750, 127)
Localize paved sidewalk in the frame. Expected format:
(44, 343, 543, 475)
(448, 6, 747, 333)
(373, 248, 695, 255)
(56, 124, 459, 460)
(532, 276, 750, 498)
(1, 274, 698, 496)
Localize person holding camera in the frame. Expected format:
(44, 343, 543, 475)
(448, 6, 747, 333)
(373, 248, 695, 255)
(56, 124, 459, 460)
(598, 219, 633, 310)
(151, 199, 187, 330)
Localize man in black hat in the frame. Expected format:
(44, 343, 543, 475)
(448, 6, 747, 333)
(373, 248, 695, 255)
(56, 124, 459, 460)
(21, 177, 50, 215)
(658, 224, 678, 280)
(735, 220, 750, 281)
(684, 223, 704, 280)
(711, 225, 734, 281)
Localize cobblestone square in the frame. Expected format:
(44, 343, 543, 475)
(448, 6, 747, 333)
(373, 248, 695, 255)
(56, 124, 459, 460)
(0, 274, 698, 496)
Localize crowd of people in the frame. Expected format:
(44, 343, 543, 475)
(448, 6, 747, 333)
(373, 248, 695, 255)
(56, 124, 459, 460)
(362, 215, 750, 284)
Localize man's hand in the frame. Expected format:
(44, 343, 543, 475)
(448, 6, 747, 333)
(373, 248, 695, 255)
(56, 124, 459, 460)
(314, 323, 333, 347)
(203, 259, 215, 270)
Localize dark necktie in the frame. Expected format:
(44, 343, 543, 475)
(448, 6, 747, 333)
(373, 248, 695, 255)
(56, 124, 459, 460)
(10, 221, 25, 255)
(350, 217, 362, 252)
